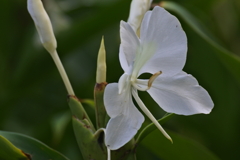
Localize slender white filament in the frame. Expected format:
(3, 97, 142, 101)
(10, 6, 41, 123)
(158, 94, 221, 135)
(107, 147, 111, 160)
(131, 71, 162, 91)
(132, 89, 172, 142)
(132, 83, 149, 91)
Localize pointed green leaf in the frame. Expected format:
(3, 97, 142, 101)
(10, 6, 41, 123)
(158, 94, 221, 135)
(50, 111, 71, 144)
(72, 117, 136, 160)
(140, 129, 220, 160)
(68, 95, 95, 131)
(162, 1, 240, 85)
(72, 117, 107, 160)
(0, 131, 69, 160)
(0, 135, 30, 160)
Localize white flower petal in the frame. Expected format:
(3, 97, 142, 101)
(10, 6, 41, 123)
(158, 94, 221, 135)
(105, 111, 144, 150)
(104, 84, 144, 150)
(118, 73, 130, 94)
(142, 71, 214, 115)
(104, 83, 124, 117)
(119, 45, 130, 74)
(140, 11, 152, 35)
(139, 6, 187, 77)
(120, 21, 140, 73)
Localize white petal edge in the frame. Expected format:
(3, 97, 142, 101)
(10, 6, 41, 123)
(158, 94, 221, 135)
(104, 84, 144, 150)
(139, 6, 187, 77)
(140, 10, 152, 40)
(119, 45, 130, 74)
(144, 71, 214, 115)
(105, 112, 144, 150)
(118, 73, 130, 94)
(120, 21, 140, 73)
(104, 83, 125, 118)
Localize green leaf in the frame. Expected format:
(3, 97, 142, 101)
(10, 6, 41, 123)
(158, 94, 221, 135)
(161, 1, 240, 85)
(111, 138, 136, 160)
(94, 82, 108, 129)
(72, 117, 107, 160)
(140, 129, 220, 160)
(81, 99, 95, 109)
(0, 135, 29, 160)
(0, 131, 69, 160)
(68, 95, 95, 131)
(50, 111, 71, 144)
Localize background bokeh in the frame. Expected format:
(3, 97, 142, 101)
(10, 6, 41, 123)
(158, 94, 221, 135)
(1, 0, 240, 159)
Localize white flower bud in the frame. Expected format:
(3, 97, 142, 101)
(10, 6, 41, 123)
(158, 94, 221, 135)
(27, 0, 57, 54)
(127, 0, 153, 34)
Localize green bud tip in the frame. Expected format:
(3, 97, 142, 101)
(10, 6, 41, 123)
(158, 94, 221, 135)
(96, 37, 107, 83)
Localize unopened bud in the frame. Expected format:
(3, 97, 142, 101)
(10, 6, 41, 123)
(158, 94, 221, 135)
(27, 0, 57, 54)
(127, 0, 153, 35)
(96, 37, 106, 83)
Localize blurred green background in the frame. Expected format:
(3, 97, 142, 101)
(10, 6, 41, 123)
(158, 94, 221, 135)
(1, 0, 240, 159)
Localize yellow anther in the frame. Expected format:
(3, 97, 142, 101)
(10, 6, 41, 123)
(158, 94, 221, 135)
(148, 71, 162, 88)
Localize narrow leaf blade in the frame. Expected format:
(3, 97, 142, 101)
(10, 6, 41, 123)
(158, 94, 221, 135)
(0, 135, 29, 160)
(0, 131, 69, 160)
(140, 129, 220, 160)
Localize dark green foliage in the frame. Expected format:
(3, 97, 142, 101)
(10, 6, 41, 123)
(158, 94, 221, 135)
(0, 0, 240, 159)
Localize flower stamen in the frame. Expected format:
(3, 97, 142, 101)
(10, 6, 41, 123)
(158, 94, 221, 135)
(132, 89, 172, 143)
(148, 71, 162, 88)
(132, 71, 162, 91)
(132, 83, 149, 91)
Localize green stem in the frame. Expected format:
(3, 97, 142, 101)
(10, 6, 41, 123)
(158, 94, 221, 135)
(111, 139, 136, 160)
(94, 82, 108, 129)
(51, 50, 75, 95)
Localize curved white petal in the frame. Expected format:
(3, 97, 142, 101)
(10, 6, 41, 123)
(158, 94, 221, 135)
(139, 6, 187, 77)
(120, 21, 140, 73)
(104, 83, 124, 117)
(140, 11, 151, 35)
(105, 111, 144, 150)
(119, 46, 129, 73)
(118, 73, 130, 94)
(140, 71, 214, 115)
(104, 83, 144, 150)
